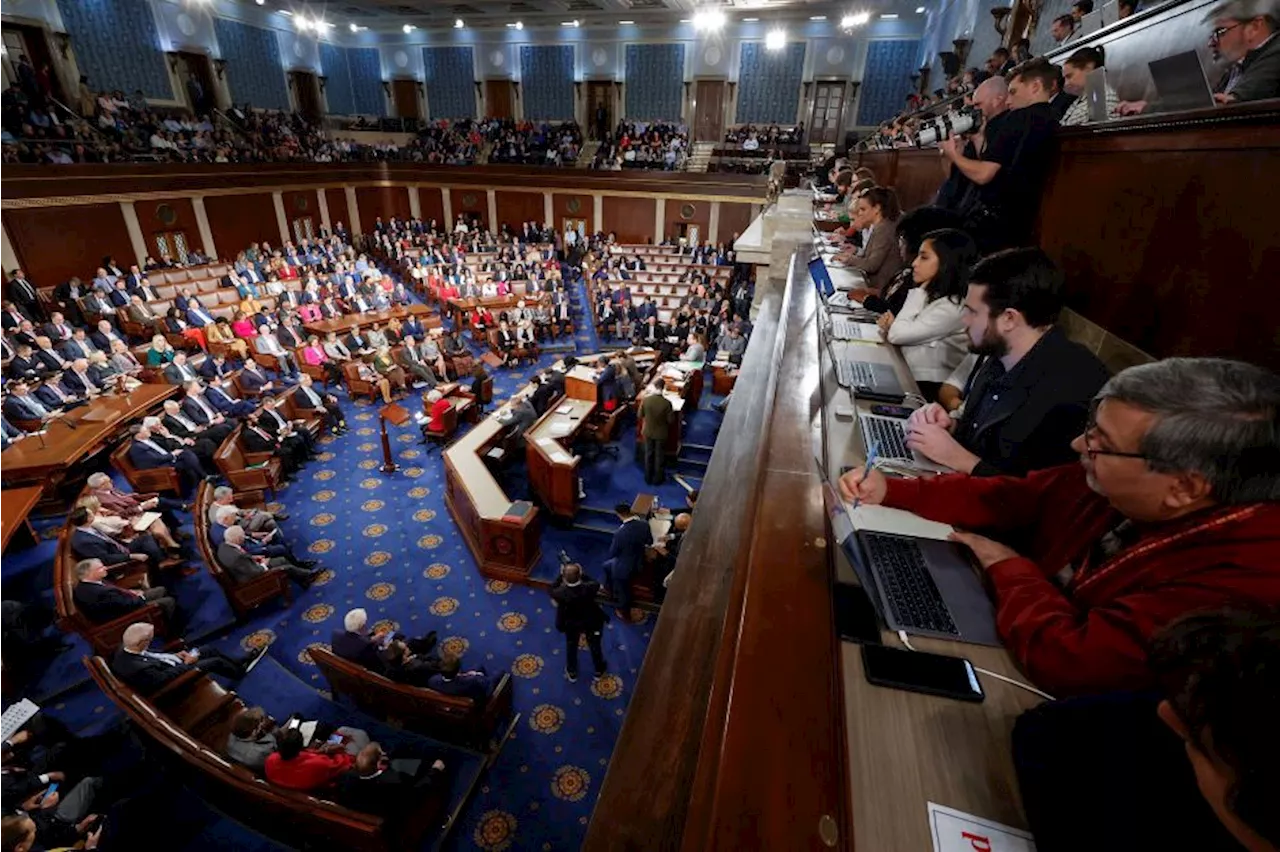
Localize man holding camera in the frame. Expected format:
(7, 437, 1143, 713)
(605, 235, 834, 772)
(939, 59, 1060, 253)
(550, 561, 609, 683)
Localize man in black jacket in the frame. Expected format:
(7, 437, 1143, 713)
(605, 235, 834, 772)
(111, 622, 258, 694)
(243, 409, 307, 475)
(72, 558, 177, 623)
(549, 562, 608, 682)
(335, 743, 447, 819)
(905, 248, 1109, 477)
(331, 608, 436, 675)
(216, 525, 319, 588)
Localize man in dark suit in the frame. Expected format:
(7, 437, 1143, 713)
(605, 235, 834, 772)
(162, 352, 200, 386)
(425, 654, 495, 701)
(41, 311, 75, 343)
(35, 375, 87, 410)
(259, 394, 317, 455)
(377, 639, 444, 687)
(335, 743, 447, 819)
(198, 353, 231, 380)
(180, 382, 236, 442)
(58, 329, 99, 362)
(111, 622, 255, 694)
(59, 358, 103, 398)
(550, 562, 608, 682)
(204, 378, 256, 418)
(160, 400, 222, 468)
(293, 374, 347, 434)
(68, 506, 164, 568)
(32, 336, 71, 373)
(7, 268, 41, 320)
(238, 358, 275, 395)
(127, 423, 207, 492)
(3, 381, 56, 422)
(634, 315, 667, 348)
(242, 409, 306, 475)
(605, 503, 652, 622)
(90, 319, 124, 353)
(73, 558, 177, 623)
(216, 524, 318, 587)
(331, 608, 436, 675)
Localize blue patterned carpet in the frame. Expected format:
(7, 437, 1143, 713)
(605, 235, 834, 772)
(4, 275, 726, 851)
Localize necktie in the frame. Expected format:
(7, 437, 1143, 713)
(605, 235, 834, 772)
(141, 650, 183, 666)
(91, 527, 126, 551)
(305, 387, 320, 406)
(48, 349, 66, 366)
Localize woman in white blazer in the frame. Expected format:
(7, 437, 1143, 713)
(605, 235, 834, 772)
(880, 229, 979, 398)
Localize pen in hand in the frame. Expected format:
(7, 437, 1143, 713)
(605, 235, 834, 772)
(851, 443, 879, 511)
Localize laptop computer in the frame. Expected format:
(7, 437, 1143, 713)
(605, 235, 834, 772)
(815, 459, 1000, 646)
(858, 412, 952, 473)
(809, 255, 862, 307)
(1100, 0, 1120, 26)
(1079, 8, 1103, 35)
(1083, 67, 1111, 123)
(1148, 51, 1215, 112)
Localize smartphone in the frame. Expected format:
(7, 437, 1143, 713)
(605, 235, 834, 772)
(861, 644, 985, 703)
(286, 718, 301, 730)
(42, 782, 59, 803)
(870, 404, 915, 419)
(326, 734, 344, 746)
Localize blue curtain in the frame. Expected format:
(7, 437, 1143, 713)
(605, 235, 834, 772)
(424, 47, 475, 119)
(857, 40, 922, 126)
(320, 43, 355, 115)
(56, 0, 171, 99)
(213, 18, 290, 111)
(625, 44, 685, 120)
(736, 42, 806, 124)
(348, 48, 385, 116)
(520, 45, 574, 121)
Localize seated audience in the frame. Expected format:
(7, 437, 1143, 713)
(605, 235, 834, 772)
(335, 743, 448, 819)
(263, 727, 352, 792)
(225, 706, 370, 772)
(424, 653, 496, 701)
(332, 608, 437, 675)
(839, 357, 1280, 696)
(72, 557, 177, 623)
(112, 622, 259, 693)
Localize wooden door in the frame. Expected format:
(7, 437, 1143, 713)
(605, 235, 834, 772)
(392, 78, 421, 119)
(177, 52, 216, 115)
(587, 81, 613, 140)
(485, 79, 513, 119)
(693, 80, 726, 143)
(289, 71, 322, 120)
(810, 81, 847, 145)
(1, 23, 64, 104)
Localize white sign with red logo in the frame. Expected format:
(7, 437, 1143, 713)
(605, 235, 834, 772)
(928, 802, 1037, 852)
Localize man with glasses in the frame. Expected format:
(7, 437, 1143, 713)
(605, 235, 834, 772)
(839, 357, 1280, 697)
(1206, 0, 1280, 103)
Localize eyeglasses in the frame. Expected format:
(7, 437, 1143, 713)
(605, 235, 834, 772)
(1210, 21, 1243, 41)
(1082, 400, 1154, 461)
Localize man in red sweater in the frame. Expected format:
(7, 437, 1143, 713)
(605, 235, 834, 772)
(264, 727, 353, 792)
(840, 357, 1280, 697)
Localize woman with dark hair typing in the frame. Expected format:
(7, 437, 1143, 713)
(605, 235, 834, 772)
(1059, 47, 1119, 126)
(833, 186, 904, 294)
(860, 206, 967, 316)
(878, 228, 977, 399)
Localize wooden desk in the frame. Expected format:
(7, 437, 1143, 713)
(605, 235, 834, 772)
(635, 362, 697, 456)
(0, 385, 180, 488)
(525, 397, 596, 518)
(443, 410, 542, 582)
(564, 365, 600, 404)
(1, 485, 44, 550)
(301, 304, 435, 338)
(813, 266, 1044, 849)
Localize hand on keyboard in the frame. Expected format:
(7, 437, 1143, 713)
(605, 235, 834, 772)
(908, 402, 951, 431)
(948, 530, 1020, 570)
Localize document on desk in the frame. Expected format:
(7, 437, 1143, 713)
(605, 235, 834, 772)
(132, 511, 162, 532)
(928, 803, 1036, 852)
(847, 503, 954, 541)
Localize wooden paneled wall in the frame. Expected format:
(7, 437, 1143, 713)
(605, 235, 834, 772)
(202, 192, 280, 257)
(495, 190, 544, 231)
(552, 193, 594, 233)
(602, 196, 656, 244)
(719, 202, 754, 243)
(4, 203, 134, 288)
(324, 188, 350, 232)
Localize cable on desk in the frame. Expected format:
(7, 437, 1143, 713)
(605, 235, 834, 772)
(896, 630, 1057, 702)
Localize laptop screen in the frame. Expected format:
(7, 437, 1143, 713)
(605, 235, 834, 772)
(808, 256, 836, 298)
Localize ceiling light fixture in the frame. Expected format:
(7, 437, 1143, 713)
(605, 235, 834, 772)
(349, 22, 358, 31)
(254, 0, 265, 5)
(403, 23, 416, 33)
(455, 18, 465, 28)
(743, 16, 759, 21)
(765, 27, 786, 50)
(515, 20, 524, 29)
(880, 12, 899, 18)
(842, 11, 871, 26)
(916, 5, 926, 11)
(279, 8, 293, 15)
(810, 15, 828, 21)
(619, 19, 634, 24)
(692, 9, 726, 31)
(561, 19, 580, 26)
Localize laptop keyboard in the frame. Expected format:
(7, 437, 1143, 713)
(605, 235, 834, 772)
(861, 416, 912, 461)
(835, 360, 875, 388)
(862, 533, 959, 636)
(832, 318, 861, 339)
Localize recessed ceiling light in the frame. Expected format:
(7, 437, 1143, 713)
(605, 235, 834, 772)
(619, 19, 634, 24)
(515, 20, 524, 29)
(880, 12, 899, 18)
(915, 5, 926, 11)
(403, 23, 416, 32)
(561, 19, 580, 26)
(765, 27, 786, 49)
(742, 16, 759, 22)
(455, 18, 465, 28)
(678, 18, 690, 23)
(254, 0, 265, 5)
(810, 15, 827, 20)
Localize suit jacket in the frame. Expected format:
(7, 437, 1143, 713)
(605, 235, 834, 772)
(239, 368, 270, 392)
(216, 541, 267, 583)
(242, 425, 280, 454)
(608, 517, 653, 576)
(74, 581, 146, 622)
(2, 395, 48, 422)
(181, 395, 221, 427)
(128, 439, 176, 471)
(425, 670, 492, 701)
(550, 575, 607, 632)
(111, 648, 191, 694)
(7, 355, 43, 380)
(1217, 33, 1280, 102)
(164, 362, 198, 385)
(953, 327, 1110, 477)
(60, 369, 99, 396)
(70, 527, 131, 565)
(34, 349, 68, 371)
(845, 221, 903, 293)
(335, 765, 443, 817)
(58, 337, 98, 361)
(198, 358, 230, 379)
(330, 629, 388, 673)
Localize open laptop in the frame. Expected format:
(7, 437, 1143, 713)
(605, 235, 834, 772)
(1100, 0, 1120, 26)
(857, 412, 952, 473)
(1148, 51, 1216, 112)
(1083, 67, 1112, 123)
(819, 325, 906, 399)
(808, 256, 861, 309)
(815, 459, 1000, 646)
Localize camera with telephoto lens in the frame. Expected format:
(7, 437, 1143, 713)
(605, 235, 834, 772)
(557, 549, 573, 567)
(915, 105, 983, 147)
